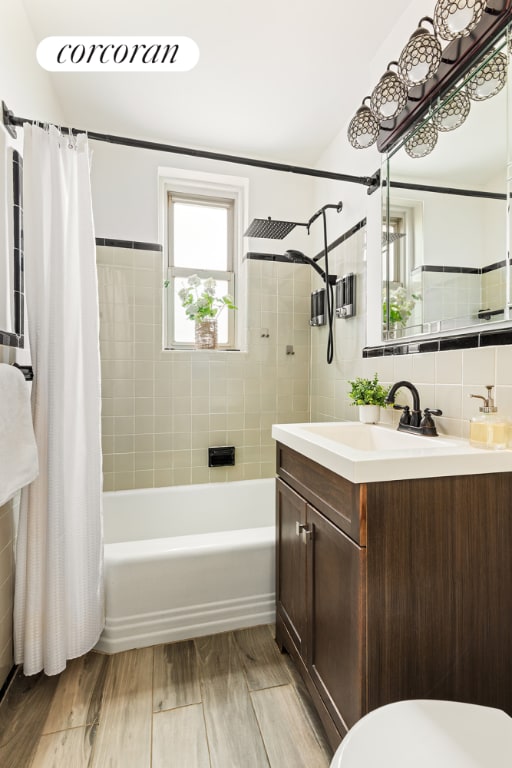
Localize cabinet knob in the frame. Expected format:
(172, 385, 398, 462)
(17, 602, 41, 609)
(296, 522, 313, 541)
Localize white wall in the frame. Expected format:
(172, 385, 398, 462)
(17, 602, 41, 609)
(90, 140, 315, 248)
(0, 0, 62, 123)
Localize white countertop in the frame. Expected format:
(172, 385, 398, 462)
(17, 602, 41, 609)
(272, 421, 512, 483)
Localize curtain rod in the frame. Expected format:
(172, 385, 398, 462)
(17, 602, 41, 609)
(2, 101, 380, 192)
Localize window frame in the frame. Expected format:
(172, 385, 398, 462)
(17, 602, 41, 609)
(159, 168, 248, 352)
(167, 191, 235, 349)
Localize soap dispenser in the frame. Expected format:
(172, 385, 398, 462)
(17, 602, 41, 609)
(469, 385, 507, 450)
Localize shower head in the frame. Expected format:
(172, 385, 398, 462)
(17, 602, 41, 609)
(244, 218, 307, 239)
(244, 202, 344, 240)
(382, 232, 406, 246)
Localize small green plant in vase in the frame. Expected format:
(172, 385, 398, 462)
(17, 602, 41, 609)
(166, 274, 237, 349)
(348, 373, 390, 424)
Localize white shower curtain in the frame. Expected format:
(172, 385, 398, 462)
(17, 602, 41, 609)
(14, 124, 104, 675)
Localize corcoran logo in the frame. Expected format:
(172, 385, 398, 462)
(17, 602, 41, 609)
(37, 36, 200, 72)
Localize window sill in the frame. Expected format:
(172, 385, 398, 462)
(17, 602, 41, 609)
(163, 347, 246, 353)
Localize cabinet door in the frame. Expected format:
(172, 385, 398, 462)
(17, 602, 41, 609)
(306, 504, 366, 731)
(276, 478, 307, 655)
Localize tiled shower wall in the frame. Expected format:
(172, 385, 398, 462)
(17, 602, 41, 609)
(311, 227, 512, 438)
(97, 244, 311, 490)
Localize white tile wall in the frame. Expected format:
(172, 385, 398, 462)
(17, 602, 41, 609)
(97, 246, 311, 490)
(311, 228, 512, 440)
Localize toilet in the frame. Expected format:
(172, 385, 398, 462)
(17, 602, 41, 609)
(330, 700, 512, 767)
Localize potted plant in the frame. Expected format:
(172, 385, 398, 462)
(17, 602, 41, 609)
(348, 373, 390, 424)
(171, 274, 237, 349)
(382, 286, 421, 336)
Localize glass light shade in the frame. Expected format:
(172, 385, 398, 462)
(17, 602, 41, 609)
(467, 51, 507, 101)
(347, 100, 379, 149)
(370, 63, 408, 120)
(405, 122, 439, 158)
(432, 87, 471, 131)
(398, 20, 442, 86)
(433, 0, 486, 42)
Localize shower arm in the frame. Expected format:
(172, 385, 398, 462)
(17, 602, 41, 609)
(305, 202, 344, 234)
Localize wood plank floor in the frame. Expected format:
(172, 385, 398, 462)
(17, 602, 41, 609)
(0, 625, 333, 767)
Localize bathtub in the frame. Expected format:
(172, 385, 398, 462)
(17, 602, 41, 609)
(96, 478, 276, 653)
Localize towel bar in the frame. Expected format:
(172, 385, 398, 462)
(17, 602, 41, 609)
(12, 363, 33, 381)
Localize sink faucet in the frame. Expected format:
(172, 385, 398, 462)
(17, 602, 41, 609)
(385, 380, 442, 436)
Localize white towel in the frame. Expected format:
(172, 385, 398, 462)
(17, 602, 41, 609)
(0, 363, 38, 505)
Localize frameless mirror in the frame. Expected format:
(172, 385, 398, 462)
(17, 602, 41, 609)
(382, 28, 511, 341)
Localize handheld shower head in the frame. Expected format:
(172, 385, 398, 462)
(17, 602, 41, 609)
(245, 250, 329, 280)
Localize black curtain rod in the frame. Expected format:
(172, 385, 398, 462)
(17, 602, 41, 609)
(388, 179, 506, 201)
(2, 101, 379, 189)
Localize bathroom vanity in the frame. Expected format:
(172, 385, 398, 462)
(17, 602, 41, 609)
(273, 423, 512, 750)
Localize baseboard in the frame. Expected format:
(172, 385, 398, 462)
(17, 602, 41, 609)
(95, 592, 276, 653)
(0, 665, 19, 705)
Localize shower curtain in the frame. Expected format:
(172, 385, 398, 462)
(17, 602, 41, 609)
(14, 124, 104, 675)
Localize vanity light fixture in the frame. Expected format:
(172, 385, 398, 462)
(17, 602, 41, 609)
(346, 0, 511, 154)
(404, 121, 439, 158)
(398, 17, 443, 86)
(370, 62, 409, 121)
(347, 98, 380, 149)
(467, 50, 508, 100)
(433, 0, 486, 41)
(432, 86, 471, 130)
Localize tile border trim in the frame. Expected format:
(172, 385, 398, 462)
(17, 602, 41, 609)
(95, 238, 162, 251)
(363, 328, 512, 357)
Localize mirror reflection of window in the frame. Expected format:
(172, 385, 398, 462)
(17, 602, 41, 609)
(386, 216, 403, 285)
(381, 29, 510, 342)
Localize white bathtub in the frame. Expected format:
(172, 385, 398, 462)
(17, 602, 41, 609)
(96, 478, 276, 653)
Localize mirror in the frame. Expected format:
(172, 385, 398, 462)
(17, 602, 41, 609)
(382, 29, 511, 342)
(0, 145, 24, 348)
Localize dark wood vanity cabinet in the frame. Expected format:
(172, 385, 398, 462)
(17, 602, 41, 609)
(275, 442, 512, 750)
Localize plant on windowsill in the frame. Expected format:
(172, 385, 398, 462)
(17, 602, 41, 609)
(382, 286, 421, 336)
(347, 373, 390, 424)
(172, 274, 237, 349)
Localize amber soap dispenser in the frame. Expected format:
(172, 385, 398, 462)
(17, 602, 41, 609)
(469, 385, 507, 450)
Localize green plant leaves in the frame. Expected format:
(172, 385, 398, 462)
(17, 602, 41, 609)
(347, 373, 390, 406)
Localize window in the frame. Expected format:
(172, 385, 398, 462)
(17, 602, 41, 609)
(385, 215, 405, 285)
(160, 169, 247, 350)
(383, 199, 423, 288)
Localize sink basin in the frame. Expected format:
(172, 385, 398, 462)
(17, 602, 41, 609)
(299, 422, 458, 452)
(272, 421, 512, 483)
